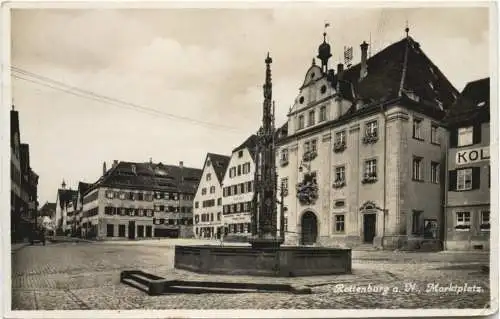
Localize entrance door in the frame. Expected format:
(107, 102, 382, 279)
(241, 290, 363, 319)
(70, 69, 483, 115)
(128, 221, 136, 239)
(301, 211, 318, 245)
(363, 213, 377, 243)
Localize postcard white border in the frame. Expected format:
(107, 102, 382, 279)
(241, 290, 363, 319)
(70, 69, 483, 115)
(1, 0, 498, 318)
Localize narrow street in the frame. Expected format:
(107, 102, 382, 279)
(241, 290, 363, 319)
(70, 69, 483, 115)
(11, 240, 490, 309)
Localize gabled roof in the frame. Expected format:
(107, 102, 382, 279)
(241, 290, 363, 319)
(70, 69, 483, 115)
(78, 182, 92, 195)
(445, 77, 490, 125)
(57, 189, 78, 209)
(335, 36, 458, 110)
(206, 153, 230, 184)
(39, 202, 56, 214)
(84, 161, 202, 195)
(232, 134, 259, 159)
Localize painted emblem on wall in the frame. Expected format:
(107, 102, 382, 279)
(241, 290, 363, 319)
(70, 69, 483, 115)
(296, 172, 318, 205)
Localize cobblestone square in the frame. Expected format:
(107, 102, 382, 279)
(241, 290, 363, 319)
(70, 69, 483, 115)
(10, 240, 491, 310)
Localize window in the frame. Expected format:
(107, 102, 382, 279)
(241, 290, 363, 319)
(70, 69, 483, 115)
(304, 141, 310, 153)
(456, 212, 471, 231)
(210, 186, 215, 194)
(457, 168, 473, 191)
(311, 139, 317, 152)
(206, 173, 211, 181)
(335, 166, 346, 182)
(412, 157, 423, 181)
(413, 118, 423, 140)
(458, 126, 473, 147)
(298, 115, 305, 130)
(364, 159, 377, 178)
(480, 211, 490, 231)
(194, 201, 199, 209)
(284, 217, 288, 232)
(106, 191, 114, 199)
(335, 131, 346, 144)
(412, 210, 422, 234)
(238, 150, 243, 158)
(366, 121, 378, 137)
(308, 110, 315, 126)
(247, 181, 253, 192)
(217, 198, 222, 206)
(431, 162, 440, 184)
(431, 124, 439, 144)
(335, 215, 345, 232)
(319, 105, 327, 122)
(281, 178, 288, 195)
(201, 188, 207, 195)
(119, 192, 125, 200)
(217, 212, 221, 221)
(281, 149, 289, 162)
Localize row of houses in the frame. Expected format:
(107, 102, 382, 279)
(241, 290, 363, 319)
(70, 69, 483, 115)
(51, 30, 490, 250)
(193, 31, 491, 251)
(10, 106, 39, 242)
(55, 160, 202, 240)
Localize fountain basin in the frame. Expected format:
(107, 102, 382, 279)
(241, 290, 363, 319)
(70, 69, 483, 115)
(174, 245, 352, 277)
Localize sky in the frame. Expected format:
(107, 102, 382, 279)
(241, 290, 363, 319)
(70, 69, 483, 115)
(9, 4, 490, 205)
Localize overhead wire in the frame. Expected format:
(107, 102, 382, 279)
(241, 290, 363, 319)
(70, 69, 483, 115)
(10, 66, 244, 132)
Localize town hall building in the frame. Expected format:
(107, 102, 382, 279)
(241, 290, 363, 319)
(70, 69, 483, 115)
(276, 29, 458, 249)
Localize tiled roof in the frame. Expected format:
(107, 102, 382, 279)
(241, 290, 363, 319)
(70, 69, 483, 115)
(335, 36, 458, 110)
(206, 153, 230, 184)
(232, 134, 259, 159)
(78, 182, 92, 194)
(57, 189, 78, 209)
(39, 202, 56, 214)
(85, 161, 202, 195)
(445, 77, 489, 125)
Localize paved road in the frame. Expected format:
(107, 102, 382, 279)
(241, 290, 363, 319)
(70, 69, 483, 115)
(11, 240, 491, 310)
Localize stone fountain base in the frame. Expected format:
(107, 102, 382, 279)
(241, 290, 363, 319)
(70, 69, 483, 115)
(174, 245, 352, 277)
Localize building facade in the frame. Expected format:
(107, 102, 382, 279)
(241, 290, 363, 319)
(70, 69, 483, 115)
(444, 78, 490, 250)
(11, 106, 39, 242)
(55, 181, 78, 234)
(80, 160, 201, 240)
(221, 135, 258, 239)
(193, 153, 230, 239)
(276, 31, 458, 249)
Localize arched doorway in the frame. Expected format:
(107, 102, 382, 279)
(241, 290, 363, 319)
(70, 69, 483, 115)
(301, 211, 318, 245)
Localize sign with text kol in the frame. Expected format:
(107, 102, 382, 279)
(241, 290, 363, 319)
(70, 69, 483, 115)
(455, 147, 490, 165)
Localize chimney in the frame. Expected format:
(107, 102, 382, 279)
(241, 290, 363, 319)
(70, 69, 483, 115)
(149, 157, 153, 164)
(337, 63, 344, 81)
(103, 161, 107, 175)
(360, 41, 369, 80)
(179, 161, 184, 168)
(112, 160, 118, 168)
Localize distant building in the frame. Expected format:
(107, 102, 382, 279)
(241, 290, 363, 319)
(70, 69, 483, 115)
(81, 160, 201, 240)
(55, 180, 78, 234)
(444, 77, 490, 250)
(39, 202, 56, 219)
(75, 181, 91, 237)
(276, 30, 458, 249)
(221, 135, 258, 239)
(193, 153, 230, 239)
